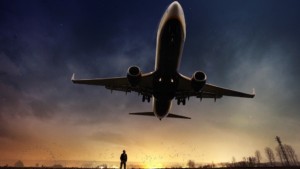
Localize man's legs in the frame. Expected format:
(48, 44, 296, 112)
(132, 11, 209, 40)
(120, 162, 125, 169)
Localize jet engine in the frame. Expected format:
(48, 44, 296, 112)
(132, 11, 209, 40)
(191, 71, 207, 91)
(127, 66, 142, 87)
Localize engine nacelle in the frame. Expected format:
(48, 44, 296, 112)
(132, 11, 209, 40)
(127, 66, 142, 87)
(191, 71, 207, 91)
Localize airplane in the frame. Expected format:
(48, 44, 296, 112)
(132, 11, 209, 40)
(72, 1, 255, 120)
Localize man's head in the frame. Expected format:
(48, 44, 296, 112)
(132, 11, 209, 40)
(123, 150, 126, 153)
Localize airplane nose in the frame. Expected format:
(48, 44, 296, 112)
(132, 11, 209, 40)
(167, 1, 184, 18)
(157, 1, 186, 47)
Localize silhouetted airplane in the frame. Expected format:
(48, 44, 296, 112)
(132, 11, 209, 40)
(72, 1, 255, 120)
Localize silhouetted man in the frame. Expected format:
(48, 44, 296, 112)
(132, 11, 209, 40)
(120, 150, 127, 169)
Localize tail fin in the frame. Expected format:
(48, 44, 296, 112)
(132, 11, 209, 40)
(129, 112, 191, 120)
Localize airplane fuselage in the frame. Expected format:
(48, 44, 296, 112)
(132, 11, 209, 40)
(152, 2, 186, 119)
(71, 1, 255, 120)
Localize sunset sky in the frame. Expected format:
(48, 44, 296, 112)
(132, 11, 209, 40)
(1, 0, 300, 167)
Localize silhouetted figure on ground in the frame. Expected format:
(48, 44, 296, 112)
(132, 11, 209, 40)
(120, 150, 127, 169)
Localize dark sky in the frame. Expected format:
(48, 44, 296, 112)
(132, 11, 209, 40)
(1, 0, 300, 167)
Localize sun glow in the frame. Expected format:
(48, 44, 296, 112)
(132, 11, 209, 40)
(143, 161, 164, 169)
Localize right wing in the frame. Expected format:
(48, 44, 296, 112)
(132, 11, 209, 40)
(202, 83, 255, 98)
(176, 73, 255, 100)
(71, 72, 154, 96)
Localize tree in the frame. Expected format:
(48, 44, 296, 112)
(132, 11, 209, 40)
(276, 144, 299, 166)
(284, 144, 299, 166)
(265, 147, 275, 166)
(14, 160, 24, 167)
(248, 157, 256, 167)
(275, 136, 290, 166)
(232, 156, 236, 167)
(276, 146, 284, 165)
(187, 160, 195, 168)
(52, 164, 63, 168)
(255, 150, 262, 166)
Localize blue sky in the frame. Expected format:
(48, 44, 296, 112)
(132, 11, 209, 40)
(1, 0, 300, 167)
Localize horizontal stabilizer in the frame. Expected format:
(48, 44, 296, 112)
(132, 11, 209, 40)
(130, 112, 190, 119)
(167, 113, 191, 119)
(129, 112, 155, 116)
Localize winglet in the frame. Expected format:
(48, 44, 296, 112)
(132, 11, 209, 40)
(71, 73, 75, 81)
(250, 88, 256, 98)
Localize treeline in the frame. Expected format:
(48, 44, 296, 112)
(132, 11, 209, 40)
(186, 137, 299, 168)
(225, 144, 299, 167)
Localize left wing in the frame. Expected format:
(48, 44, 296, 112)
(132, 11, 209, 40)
(71, 73, 154, 96)
(176, 73, 255, 100)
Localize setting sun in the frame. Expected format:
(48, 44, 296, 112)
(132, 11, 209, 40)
(143, 161, 164, 169)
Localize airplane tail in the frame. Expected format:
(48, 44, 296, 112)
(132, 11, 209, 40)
(129, 112, 191, 119)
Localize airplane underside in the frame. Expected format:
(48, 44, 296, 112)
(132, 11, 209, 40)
(71, 1, 255, 120)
